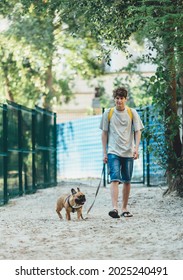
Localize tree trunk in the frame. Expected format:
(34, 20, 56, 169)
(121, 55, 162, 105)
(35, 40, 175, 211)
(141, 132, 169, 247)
(4, 71, 14, 102)
(177, 24, 183, 157)
(180, 76, 183, 155)
(43, 64, 55, 109)
(162, 19, 183, 195)
(174, 21, 183, 196)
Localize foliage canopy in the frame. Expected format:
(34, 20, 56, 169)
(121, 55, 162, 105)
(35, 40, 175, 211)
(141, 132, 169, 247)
(0, 0, 105, 108)
(0, 0, 183, 194)
(59, 0, 183, 194)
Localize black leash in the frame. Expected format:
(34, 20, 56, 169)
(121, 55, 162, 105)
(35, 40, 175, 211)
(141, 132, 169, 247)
(87, 164, 105, 215)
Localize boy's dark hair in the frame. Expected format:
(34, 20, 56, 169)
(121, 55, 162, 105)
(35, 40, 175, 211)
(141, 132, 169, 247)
(113, 87, 128, 99)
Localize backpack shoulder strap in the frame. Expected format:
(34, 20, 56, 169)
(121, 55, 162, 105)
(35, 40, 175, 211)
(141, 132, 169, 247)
(108, 106, 133, 122)
(108, 107, 115, 122)
(126, 106, 133, 121)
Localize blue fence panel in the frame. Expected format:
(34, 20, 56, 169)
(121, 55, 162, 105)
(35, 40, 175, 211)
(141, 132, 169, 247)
(57, 115, 144, 182)
(57, 116, 103, 179)
(146, 106, 166, 185)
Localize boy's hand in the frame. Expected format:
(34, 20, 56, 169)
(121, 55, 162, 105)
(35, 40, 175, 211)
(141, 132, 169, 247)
(133, 147, 139, 160)
(103, 154, 108, 163)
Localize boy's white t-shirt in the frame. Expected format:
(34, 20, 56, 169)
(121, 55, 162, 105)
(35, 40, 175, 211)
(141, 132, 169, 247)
(100, 107, 144, 157)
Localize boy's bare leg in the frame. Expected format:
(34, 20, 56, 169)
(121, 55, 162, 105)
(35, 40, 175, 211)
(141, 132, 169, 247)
(110, 181, 119, 210)
(122, 182, 133, 217)
(108, 181, 120, 218)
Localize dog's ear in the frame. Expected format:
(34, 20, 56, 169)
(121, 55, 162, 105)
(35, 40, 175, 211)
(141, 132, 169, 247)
(71, 188, 77, 195)
(77, 187, 80, 192)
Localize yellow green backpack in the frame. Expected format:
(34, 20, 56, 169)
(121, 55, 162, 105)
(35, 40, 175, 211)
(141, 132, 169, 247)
(108, 106, 133, 122)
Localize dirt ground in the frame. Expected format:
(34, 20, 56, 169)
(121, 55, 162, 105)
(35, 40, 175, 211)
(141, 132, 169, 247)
(0, 180, 183, 260)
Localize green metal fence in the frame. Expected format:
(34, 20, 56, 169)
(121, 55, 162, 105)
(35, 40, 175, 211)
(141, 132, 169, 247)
(0, 101, 57, 206)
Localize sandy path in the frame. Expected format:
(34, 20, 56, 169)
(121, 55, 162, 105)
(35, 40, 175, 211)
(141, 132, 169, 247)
(0, 180, 183, 260)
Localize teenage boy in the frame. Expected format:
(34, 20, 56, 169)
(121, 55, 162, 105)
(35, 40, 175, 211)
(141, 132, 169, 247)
(100, 87, 144, 218)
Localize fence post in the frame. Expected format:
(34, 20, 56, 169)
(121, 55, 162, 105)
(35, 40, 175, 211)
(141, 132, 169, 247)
(102, 108, 106, 187)
(142, 138, 145, 184)
(146, 106, 150, 186)
(43, 110, 48, 186)
(54, 112, 57, 185)
(18, 105, 23, 196)
(142, 108, 146, 185)
(32, 109, 36, 192)
(3, 104, 8, 204)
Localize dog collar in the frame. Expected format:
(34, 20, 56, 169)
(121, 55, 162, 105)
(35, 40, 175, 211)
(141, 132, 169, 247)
(65, 195, 83, 213)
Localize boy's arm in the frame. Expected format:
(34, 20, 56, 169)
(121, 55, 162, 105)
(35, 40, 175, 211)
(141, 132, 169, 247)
(133, 130, 142, 159)
(101, 130, 108, 163)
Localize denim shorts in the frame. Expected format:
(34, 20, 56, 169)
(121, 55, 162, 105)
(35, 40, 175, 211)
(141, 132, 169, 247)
(107, 154, 134, 183)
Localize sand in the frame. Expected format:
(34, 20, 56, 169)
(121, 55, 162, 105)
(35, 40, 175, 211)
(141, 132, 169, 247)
(0, 180, 183, 260)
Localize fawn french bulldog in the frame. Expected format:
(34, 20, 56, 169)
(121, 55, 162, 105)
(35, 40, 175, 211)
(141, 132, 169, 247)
(56, 188, 86, 220)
